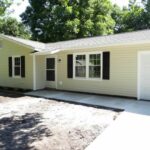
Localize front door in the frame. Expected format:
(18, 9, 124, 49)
(46, 57, 56, 89)
(139, 52, 150, 100)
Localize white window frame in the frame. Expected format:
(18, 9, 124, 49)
(73, 52, 103, 80)
(12, 56, 21, 78)
(74, 53, 87, 79)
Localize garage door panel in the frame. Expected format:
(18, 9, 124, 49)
(139, 53, 150, 100)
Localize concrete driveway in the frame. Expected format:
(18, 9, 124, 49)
(26, 90, 150, 150)
(86, 112, 150, 150)
(26, 89, 150, 115)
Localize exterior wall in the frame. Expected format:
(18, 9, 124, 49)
(35, 54, 57, 89)
(3, 37, 150, 97)
(35, 55, 45, 89)
(0, 39, 34, 89)
(53, 43, 150, 98)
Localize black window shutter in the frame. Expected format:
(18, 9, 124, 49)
(21, 56, 25, 77)
(67, 54, 73, 78)
(103, 52, 110, 80)
(8, 57, 12, 77)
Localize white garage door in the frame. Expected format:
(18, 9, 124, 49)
(139, 52, 150, 100)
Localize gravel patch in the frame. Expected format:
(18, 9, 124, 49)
(0, 94, 119, 150)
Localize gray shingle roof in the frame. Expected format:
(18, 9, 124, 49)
(0, 35, 46, 51)
(1, 29, 150, 53)
(45, 29, 150, 52)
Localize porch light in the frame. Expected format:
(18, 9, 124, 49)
(58, 59, 61, 62)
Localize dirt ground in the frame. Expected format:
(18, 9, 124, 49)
(0, 92, 119, 150)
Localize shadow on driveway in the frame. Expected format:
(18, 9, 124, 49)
(0, 113, 52, 150)
(0, 91, 24, 98)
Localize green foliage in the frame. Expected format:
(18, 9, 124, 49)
(22, 0, 150, 42)
(21, 0, 115, 42)
(111, 4, 124, 33)
(142, 0, 150, 28)
(0, 0, 30, 39)
(112, 0, 145, 33)
(0, 0, 12, 16)
(0, 18, 31, 39)
(122, 0, 145, 32)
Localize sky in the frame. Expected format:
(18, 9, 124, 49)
(9, 0, 142, 21)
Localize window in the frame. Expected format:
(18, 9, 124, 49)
(9, 56, 25, 78)
(14, 57, 21, 76)
(89, 54, 101, 78)
(74, 52, 102, 79)
(46, 58, 55, 81)
(75, 55, 86, 77)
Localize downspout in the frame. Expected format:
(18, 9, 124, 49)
(32, 54, 36, 90)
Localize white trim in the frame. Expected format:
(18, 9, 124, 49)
(86, 54, 89, 79)
(33, 54, 36, 90)
(51, 50, 61, 54)
(73, 53, 87, 79)
(12, 56, 22, 78)
(137, 51, 150, 100)
(30, 49, 61, 56)
(73, 54, 75, 79)
(73, 51, 102, 81)
(137, 52, 141, 100)
(55, 56, 57, 89)
(101, 52, 103, 80)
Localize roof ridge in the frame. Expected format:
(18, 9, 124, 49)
(1, 29, 150, 45)
(46, 29, 150, 45)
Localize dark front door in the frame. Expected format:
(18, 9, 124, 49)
(46, 58, 55, 81)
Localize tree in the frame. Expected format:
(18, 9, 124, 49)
(21, 0, 115, 42)
(142, 0, 150, 28)
(0, 0, 12, 16)
(122, 0, 145, 32)
(111, 4, 124, 33)
(0, 18, 31, 39)
(112, 0, 145, 33)
(0, 0, 31, 39)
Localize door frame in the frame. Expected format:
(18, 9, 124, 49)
(137, 51, 150, 100)
(45, 56, 57, 89)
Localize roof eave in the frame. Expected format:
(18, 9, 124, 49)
(0, 35, 42, 52)
(31, 40, 150, 55)
(30, 49, 61, 55)
(1, 35, 35, 50)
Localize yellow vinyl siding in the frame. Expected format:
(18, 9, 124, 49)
(35, 55, 45, 89)
(54, 43, 150, 98)
(2, 36, 150, 98)
(0, 38, 33, 89)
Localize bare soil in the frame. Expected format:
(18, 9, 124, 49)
(0, 92, 119, 150)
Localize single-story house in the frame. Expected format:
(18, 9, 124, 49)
(0, 30, 150, 100)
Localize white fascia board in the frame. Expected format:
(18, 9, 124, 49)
(30, 49, 61, 55)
